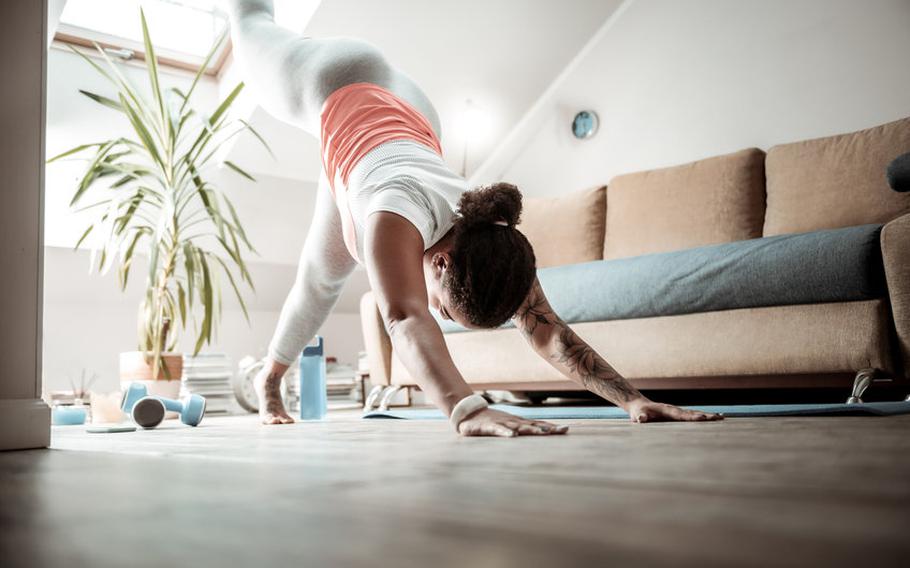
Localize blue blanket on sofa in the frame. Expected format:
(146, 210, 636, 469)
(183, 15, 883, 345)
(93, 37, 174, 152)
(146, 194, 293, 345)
(437, 224, 885, 333)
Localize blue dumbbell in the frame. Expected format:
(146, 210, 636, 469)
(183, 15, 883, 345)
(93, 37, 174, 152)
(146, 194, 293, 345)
(131, 394, 206, 429)
(121, 382, 149, 413)
(130, 394, 205, 429)
(121, 382, 206, 428)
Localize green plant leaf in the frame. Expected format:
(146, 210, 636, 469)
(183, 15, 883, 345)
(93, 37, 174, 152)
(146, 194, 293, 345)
(47, 142, 103, 163)
(119, 228, 147, 291)
(113, 190, 144, 235)
(110, 174, 135, 189)
(220, 193, 256, 253)
(74, 225, 94, 249)
(73, 198, 112, 214)
(194, 251, 214, 355)
(179, 31, 226, 114)
(139, 8, 166, 125)
(211, 254, 249, 323)
(239, 119, 275, 158)
(184, 243, 196, 307)
(147, 233, 160, 287)
(177, 282, 187, 326)
(70, 140, 116, 206)
(66, 44, 117, 87)
(223, 160, 256, 181)
(78, 89, 124, 113)
(119, 93, 165, 171)
(209, 82, 244, 127)
(91, 41, 157, 131)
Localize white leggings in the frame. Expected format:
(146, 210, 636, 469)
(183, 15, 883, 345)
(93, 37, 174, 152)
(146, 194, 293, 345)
(227, 0, 440, 365)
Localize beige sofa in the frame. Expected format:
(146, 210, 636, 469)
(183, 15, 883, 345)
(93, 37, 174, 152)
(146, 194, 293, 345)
(360, 116, 910, 403)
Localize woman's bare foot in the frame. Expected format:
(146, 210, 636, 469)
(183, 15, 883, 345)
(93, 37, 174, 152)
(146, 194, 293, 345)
(254, 368, 295, 425)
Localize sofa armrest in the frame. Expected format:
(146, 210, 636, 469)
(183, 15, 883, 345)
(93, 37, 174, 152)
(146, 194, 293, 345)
(882, 212, 910, 377)
(359, 291, 392, 386)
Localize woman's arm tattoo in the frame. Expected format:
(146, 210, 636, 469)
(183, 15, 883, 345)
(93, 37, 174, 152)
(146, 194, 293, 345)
(264, 371, 286, 413)
(550, 325, 639, 405)
(514, 282, 641, 406)
(514, 284, 553, 338)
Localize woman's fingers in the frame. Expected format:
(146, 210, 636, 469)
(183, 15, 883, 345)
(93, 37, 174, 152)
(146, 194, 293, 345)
(672, 406, 723, 421)
(458, 410, 570, 437)
(516, 423, 547, 435)
(492, 423, 517, 437)
(630, 403, 724, 423)
(533, 420, 569, 434)
(512, 419, 569, 435)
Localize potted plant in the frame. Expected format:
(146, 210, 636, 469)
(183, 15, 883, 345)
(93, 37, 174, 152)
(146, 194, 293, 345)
(49, 11, 267, 398)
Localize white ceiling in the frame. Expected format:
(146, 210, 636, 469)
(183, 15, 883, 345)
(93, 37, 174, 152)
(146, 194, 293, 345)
(228, 0, 623, 183)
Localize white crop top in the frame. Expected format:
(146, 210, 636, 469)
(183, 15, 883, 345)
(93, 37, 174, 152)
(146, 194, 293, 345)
(343, 140, 467, 258)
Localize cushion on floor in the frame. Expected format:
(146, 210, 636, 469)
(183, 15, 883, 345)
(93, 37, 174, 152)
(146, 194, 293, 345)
(436, 223, 885, 334)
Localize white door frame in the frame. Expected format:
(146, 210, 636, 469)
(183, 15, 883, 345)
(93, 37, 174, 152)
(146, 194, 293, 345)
(0, 0, 51, 450)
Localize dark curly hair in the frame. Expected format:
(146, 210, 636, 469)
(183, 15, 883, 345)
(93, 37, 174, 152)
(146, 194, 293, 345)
(445, 182, 537, 328)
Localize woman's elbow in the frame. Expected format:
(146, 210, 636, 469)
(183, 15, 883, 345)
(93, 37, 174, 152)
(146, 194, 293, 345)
(380, 301, 431, 335)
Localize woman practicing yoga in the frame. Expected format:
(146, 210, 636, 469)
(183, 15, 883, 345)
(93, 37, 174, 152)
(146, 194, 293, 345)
(227, 0, 722, 436)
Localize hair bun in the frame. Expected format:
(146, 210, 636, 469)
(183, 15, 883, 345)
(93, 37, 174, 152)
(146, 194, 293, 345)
(457, 182, 523, 228)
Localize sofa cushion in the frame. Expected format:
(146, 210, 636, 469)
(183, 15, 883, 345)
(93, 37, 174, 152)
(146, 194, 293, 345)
(519, 186, 606, 268)
(603, 148, 766, 260)
(764, 116, 910, 236)
(436, 224, 884, 333)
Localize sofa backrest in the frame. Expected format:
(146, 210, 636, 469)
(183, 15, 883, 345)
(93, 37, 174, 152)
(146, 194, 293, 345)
(764, 116, 910, 236)
(603, 148, 766, 260)
(519, 186, 606, 268)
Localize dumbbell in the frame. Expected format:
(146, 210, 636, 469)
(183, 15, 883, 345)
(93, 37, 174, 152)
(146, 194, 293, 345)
(131, 395, 207, 429)
(121, 382, 149, 413)
(121, 382, 206, 428)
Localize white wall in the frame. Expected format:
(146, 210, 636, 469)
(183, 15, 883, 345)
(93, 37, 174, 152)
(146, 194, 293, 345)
(474, 0, 910, 197)
(43, 46, 366, 394)
(42, 246, 367, 393)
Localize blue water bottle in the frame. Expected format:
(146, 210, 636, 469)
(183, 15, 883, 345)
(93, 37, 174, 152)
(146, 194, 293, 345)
(299, 335, 327, 420)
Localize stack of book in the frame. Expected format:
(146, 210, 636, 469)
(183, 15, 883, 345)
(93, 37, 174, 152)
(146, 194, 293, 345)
(285, 358, 359, 407)
(181, 353, 237, 414)
(326, 360, 358, 403)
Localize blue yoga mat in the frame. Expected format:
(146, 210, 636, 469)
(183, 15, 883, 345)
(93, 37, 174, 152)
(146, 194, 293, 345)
(363, 401, 910, 420)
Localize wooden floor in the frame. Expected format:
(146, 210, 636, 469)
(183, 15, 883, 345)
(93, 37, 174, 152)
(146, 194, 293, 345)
(2, 411, 910, 567)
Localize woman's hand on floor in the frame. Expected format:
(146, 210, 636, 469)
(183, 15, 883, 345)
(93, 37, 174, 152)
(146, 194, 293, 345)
(458, 408, 569, 437)
(625, 398, 723, 423)
(254, 363, 295, 425)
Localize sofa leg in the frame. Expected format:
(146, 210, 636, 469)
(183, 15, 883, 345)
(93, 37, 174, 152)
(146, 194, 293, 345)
(378, 386, 403, 411)
(846, 368, 876, 404)
(363, 384, 385, 412)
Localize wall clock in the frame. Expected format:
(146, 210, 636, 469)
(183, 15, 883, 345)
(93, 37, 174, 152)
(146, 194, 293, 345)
(571, 110, 599, 140)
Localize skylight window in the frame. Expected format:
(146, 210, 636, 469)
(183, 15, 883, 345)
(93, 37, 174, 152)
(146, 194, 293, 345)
(56, 0, 230, 74)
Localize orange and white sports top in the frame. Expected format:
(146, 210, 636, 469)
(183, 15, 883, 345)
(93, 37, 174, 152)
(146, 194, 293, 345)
(320, 82, 464, 262)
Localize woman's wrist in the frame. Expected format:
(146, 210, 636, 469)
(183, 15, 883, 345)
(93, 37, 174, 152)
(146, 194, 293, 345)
(449, 394, 489, 430)
(440, 387, 475, 416)
(621, 395, 651, 412)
